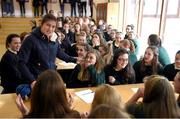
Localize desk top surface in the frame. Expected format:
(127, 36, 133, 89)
(0, 83, 143, 117)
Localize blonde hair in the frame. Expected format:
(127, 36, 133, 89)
(91, 84, 123, 111)
(78, 50, 104, 81)
(143, 75, 180, 118)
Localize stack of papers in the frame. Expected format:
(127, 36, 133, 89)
(131, 88, 138, 93)
(75, 89, 95, 104)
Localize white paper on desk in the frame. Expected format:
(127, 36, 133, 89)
(75, 89, 95, 104)
(131, 88, 138, 93)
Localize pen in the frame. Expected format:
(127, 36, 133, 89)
(81, 91, 94, 95)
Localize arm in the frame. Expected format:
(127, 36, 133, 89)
(18, 36, 36, 84)
(126, 88, 144, 105)
(87, 65, 105, 85)
(57, 43, 77, 63)
(67, 64, 81, 88)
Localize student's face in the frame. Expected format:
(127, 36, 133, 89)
(126, 26, 132, 33)
(115, 33, 122, 42)
(174, 73, 180, 93)
(98, 47, 106, 56)
(63, 24, 69, 30)
(116, 54, 129, 69)
(110, 31, 116, 39)
(9, 37, 21, 52)
(76, 45, 87, 58)
(92, 34, 100, 44)
(85, 53, 96, 65)
(77, 36, 86, 44)
(41, 20, 56, 37)
(144, 48, 154, 64)
(175, 54, 180, 68)
(75, 24, 80, 31)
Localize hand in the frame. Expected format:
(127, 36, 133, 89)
(31, 80, 36, 89)
(76, 57, 84, 64)
(135, 88, 144, 98)
(67, 92, 74, 109)
(109, 76, 116, 84)
(15, 94, 29, 116)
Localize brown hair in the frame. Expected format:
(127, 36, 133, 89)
(41, 14, 57, 26)
(143, 75, 180, 118)
(26, 70, 79, 118)
(141, 46, 160, 74)
(78, 50, 104, 81)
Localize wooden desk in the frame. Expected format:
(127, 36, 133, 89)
(55, 58, 76, 70)
(0, 84, 143, 117)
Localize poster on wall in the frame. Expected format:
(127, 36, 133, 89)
(49, 0, 57, 3)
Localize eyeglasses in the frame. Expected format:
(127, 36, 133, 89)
(118, 58, 128, 62)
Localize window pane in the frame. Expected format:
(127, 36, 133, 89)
(143, 0, 158, 15)
(167, 0, 178, 15)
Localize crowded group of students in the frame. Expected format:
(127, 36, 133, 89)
(0, 13, 180, 118)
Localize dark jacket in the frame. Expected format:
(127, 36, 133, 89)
(18, 27, 76, 84)
(133, 60, 163, 83)
(0, 50, 24, 93)
(104, 65, 135, 85)
(163, 63, 180, 81)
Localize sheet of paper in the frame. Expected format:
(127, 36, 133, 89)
(75, 89, 95, 104)
(131, 88, 138, 93)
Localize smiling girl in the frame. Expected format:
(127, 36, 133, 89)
(133, 46, 163, 83)
(67, 50, 105, 88)
(105, 48, 135, 85)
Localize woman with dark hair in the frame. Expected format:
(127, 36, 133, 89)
(0, 34, 24, 93)
(18, 14, 77, 89)
(133, 46, 163, 83)
(16, 70, 80, 118)
(163, 50, 180, 81)
(148, 34, 170, 66)
(126, 75, 180, 118)
(104, 48, 135, 85)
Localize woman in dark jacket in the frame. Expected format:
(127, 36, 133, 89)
(18, 14, 77, 88)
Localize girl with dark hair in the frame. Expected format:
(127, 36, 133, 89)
(104, 48, 135, 85)
(0, 34, 23, 93)
(16, 70, 80, 118)
(18, 14, 77, 89)
(148, 34, 170, 66)
(163, 50, 180, 81)
(133, 46, 163, 83)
